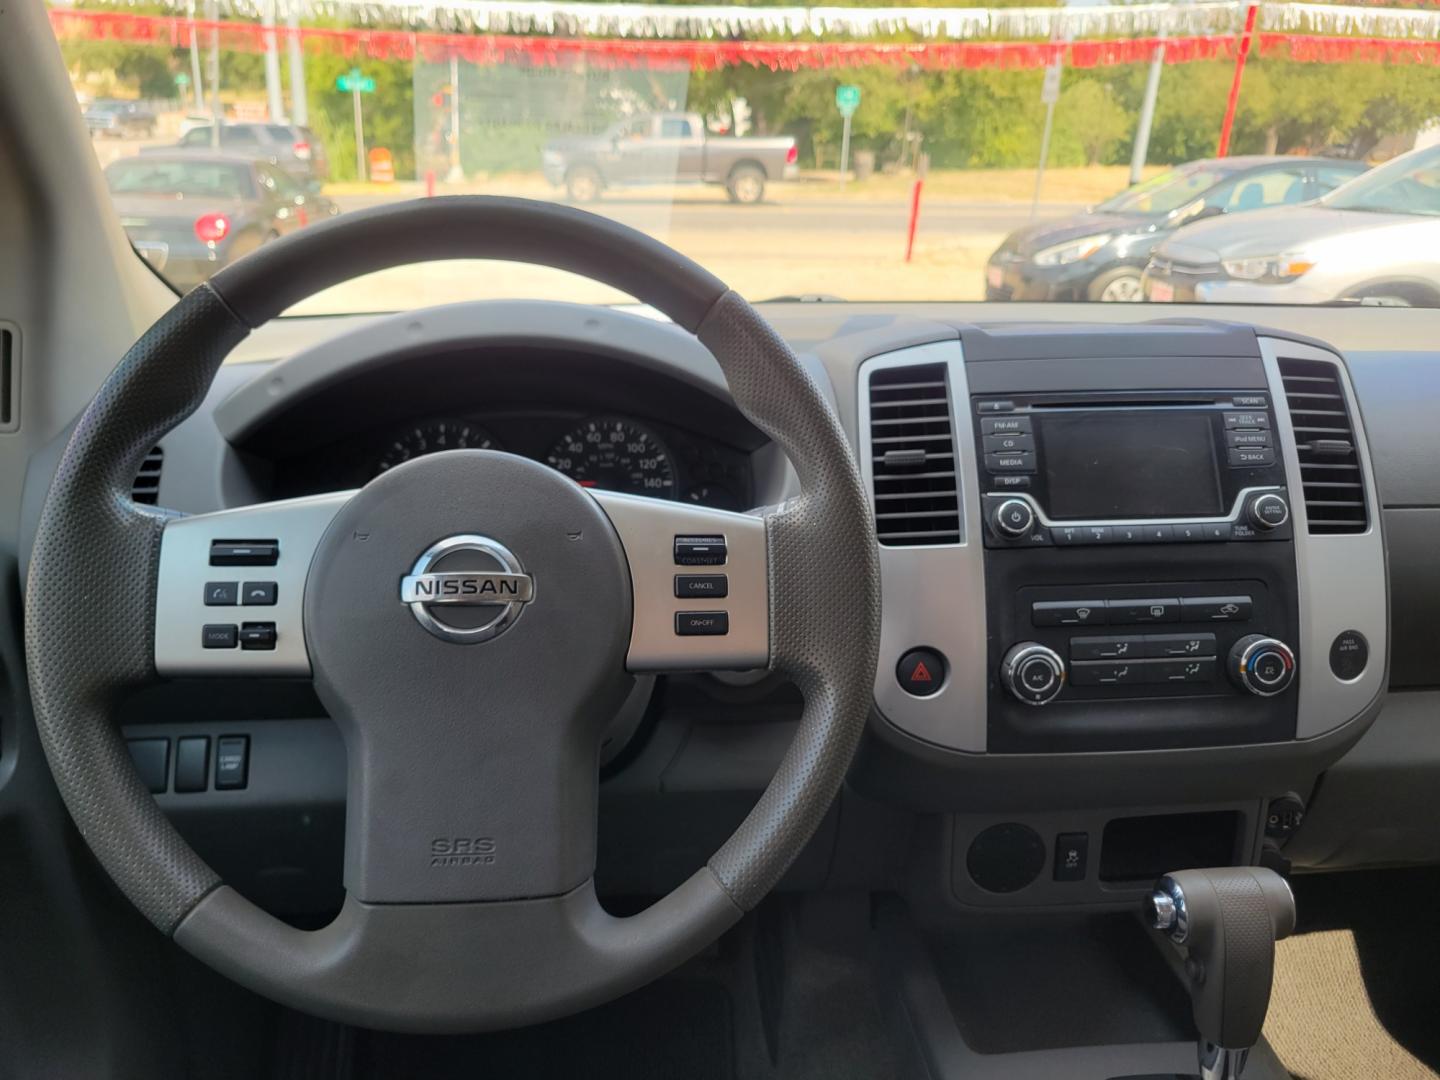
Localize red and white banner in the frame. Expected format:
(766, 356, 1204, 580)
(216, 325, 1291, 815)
(50, 8, 1440, 70)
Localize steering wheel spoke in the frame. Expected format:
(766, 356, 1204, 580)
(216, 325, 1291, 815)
(154, 491, 353, 677)
(590, 491, 770, 675)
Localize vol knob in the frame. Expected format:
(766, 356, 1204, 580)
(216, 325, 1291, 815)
(1228, 634, 1296, 696)
(1002, 642, 1065, 705)
(992, 498, 1036, 538)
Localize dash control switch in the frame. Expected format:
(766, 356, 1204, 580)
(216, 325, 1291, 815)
(674, 535, 727, 566)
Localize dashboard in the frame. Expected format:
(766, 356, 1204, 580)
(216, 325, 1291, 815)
(21, 298, 1436, 922)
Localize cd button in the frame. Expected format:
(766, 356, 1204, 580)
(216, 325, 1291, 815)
(1108, 598, 1181, 624)
(984, 433, 1035, 453)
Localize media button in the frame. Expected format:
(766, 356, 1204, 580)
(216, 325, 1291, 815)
(980, 416, 1033, 436)
(1180, 596, 1252, 622)
(1107, 598, 1181, 624)
(1224, 411, 1270, 430)
(1032, 601, 1106, 627)
(985, 451, 1035, 473)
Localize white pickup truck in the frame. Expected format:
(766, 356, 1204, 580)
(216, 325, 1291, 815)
(542, 112, 799, 204)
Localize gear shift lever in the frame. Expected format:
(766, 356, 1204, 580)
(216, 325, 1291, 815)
(1146, 867, 1296, 1080)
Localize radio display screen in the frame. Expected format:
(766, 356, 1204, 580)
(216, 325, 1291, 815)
(1043, 412, 1223, 520)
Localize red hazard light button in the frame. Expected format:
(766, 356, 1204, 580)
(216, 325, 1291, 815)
(897, 648, 946, 697)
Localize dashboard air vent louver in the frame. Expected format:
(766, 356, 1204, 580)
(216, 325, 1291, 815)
(1278, 356, 1367, 534)
(868, 362, 961, 546)
(132, 446, 164, 505)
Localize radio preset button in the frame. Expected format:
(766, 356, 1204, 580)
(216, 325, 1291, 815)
(1053, 525, 1112, 545)
(1224, 412, 1270, 430)
(1145, 633, 1217, 658)
(1032, 601, 1106, 627)
(1180, 596, 1253, 622)
(1108, 598, 1181, 624)
(985, 451, 1036, 473)
(1173, 523, 1206, 542)
(1070, 635, 1144, 661)
(1204, 523, 1234, 541)
(980, 416, 1033, 435)
(984, 433, 1035, 453)
(1229, 448, 1277, 468)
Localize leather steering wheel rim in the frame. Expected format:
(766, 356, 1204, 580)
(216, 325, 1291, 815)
(23, 196, 880, 1032)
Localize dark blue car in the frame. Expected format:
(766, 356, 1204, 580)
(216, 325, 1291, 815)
(985, 155, 1366, 302)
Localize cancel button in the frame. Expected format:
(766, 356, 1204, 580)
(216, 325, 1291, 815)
(675, 574, 729, 599)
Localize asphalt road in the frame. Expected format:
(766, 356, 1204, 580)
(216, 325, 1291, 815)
(332, 192, 1082, 237)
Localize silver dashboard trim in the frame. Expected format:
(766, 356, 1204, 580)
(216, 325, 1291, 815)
(859, 341, 990, 753)
(155, 491, 354, 676)
(591, 490, 769, 673)
(1260, 337, 1387, 739)
(984, 486, 1283, 531)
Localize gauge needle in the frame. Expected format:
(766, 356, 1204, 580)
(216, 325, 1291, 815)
(578, 480, 598, 488)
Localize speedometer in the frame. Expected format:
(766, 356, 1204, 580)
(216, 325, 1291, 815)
(545, 417, 677, 499)
(375, 419, 497, 475)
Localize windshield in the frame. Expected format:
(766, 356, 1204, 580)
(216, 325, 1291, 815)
(48, 2, 1440, 307)
(1323, 145, 1440, 217)
(1095, 168, 1231, 216)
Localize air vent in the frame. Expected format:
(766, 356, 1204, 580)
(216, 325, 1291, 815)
(0, 322, 17, 432)
(132, 446, 164, 505)
(1278, 357, 1367, 534)
(868, 362, 961, 545)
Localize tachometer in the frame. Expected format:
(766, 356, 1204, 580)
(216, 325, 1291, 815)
(375, 419, 497, 475)
(546, 417, 676, 499)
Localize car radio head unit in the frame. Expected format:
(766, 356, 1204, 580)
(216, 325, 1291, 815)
(974, 391, 1291, 548)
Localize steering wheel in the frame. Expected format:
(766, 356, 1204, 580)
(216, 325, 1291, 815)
(23, 198, 880, 1032)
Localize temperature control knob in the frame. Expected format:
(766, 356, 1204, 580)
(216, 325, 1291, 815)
(1001, 642, 1066, 706)
(1228, 635, 1297, 696)
(1247, 492, 1290, 531)
(991, 498, 1036, 538)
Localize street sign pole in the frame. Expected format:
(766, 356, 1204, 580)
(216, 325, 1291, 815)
(834, 84, 861, 190)
(1130, 35, 1166, 185)
(1031, 58, 1062, 221)
(353, 80, 366, 181)
(448, 52, 464, 182)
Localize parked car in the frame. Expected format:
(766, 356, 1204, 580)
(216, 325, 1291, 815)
(985, 155, 1366, 302)
(542, 111, 799, 204)
(150, 122, 329, 186)
(1143, 143, 1440, 306)
(83, 98, 157, 138)
(105, 152, 339, 291)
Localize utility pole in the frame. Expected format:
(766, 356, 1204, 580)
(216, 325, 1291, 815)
(353, 79, 366, 180)
(447, 52, 464, 181)
(206, 0, 222, 146)
(1031, 58, 1061, 220)
(286, 8, 308, 126)
(262, 0, 285, 121)
(188, 0, 205, 112)
(1130, 36, 1166, 186)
